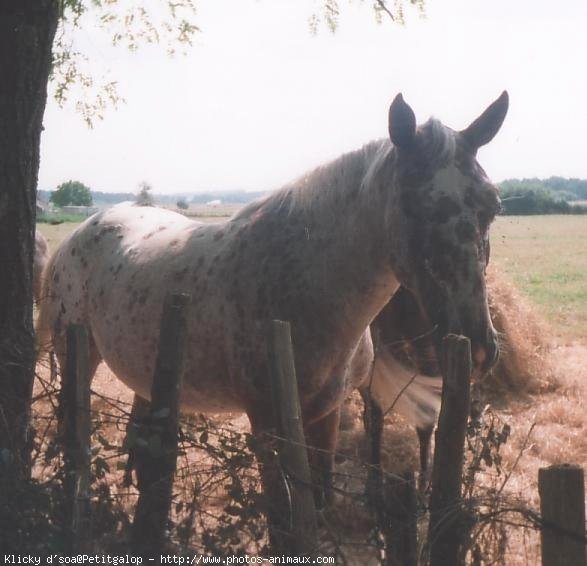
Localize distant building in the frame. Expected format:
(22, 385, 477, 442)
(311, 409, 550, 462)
(62, 205, 99, 217)
(206, 199, 222, 207)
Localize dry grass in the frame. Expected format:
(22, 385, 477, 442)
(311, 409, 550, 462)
(484, 268, 559, 394)
(37, 221, 82, 251)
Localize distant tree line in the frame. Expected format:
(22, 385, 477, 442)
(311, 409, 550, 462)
(500, 176, 587, 200)
(39, 177, 587, 215)
(499, 177, 587, 215)
(38, 188, 268, 207)
(38, 189, 134, 205)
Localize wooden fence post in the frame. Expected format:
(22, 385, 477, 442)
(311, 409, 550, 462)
(130, 292, 190, 557)
(539, 464, 586, 566)
(61, 324, 91, 553)
(428, 334, 472, 566)
(268, 319, 318, 556)
(383, 471, 418, 566)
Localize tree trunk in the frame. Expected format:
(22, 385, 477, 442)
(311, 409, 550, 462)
(0, 0, 59, 478)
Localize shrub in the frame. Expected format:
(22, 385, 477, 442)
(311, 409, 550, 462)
(50, 180, 93, 207)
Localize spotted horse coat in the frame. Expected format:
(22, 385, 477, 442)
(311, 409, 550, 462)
(37, 92, 508, 544)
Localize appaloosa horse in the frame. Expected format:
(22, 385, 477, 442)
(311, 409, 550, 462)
(37, 92, 508, 538)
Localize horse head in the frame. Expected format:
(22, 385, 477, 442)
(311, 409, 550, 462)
(387, 92, 508, 377)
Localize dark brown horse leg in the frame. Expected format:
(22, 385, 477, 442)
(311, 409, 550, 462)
(304, 407, 341, 509)
(359, 389, 384, 507)
(416, 424, 434, 493)
(123, 394, 151, 487)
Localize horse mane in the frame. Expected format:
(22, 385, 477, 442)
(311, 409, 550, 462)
(232, 140, 386, 222)
(233, 118, 456, 223)
(417, 117, 457, 166)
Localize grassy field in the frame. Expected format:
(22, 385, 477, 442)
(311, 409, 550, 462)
(490, 215, 587, 341)
(37, 220, 81, 252)
(38, 213, 587, 342)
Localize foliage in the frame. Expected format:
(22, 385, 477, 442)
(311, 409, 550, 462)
(40, 188, 268, 207)
(37, 213, 87, 224)
(499, 186, 570, 215)
(19, 337, 567, 560)
(176, 198, 189, 210)
(498, 180, 587, 215)
(461, 407, 518, 565)
(135, 181, 155, 206)
(500, 176, 587, 201)
(52, 0, 199, 126)
(52, 1, 426, 125)
(308, 0, 425, 34)
(0, 477, 64, 554)
(49, 180, 93, 207)
(21, 366, 269, 555)
(499, 177, 587, 215)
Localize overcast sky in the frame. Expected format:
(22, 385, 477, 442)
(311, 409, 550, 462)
(38, 0, 587, 194)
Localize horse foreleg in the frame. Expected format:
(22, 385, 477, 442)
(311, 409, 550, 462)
(304, 407, 341, 509)
(416, 424, 434, 493)
(123, 394, 152, 487)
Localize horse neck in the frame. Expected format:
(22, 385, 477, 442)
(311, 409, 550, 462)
(271, 142, 400, 331)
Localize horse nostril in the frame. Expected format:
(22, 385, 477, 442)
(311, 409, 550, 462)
(473, 339, 499, 373)
(473, 346, 488, 368)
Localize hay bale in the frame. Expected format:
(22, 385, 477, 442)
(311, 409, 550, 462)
(484, 267, 558, 395)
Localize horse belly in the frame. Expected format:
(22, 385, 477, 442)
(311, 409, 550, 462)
(87, 284, 242, 414)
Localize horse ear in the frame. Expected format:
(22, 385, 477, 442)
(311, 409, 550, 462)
(461, 91, 509, 149)
(389, 93, 417, 149)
